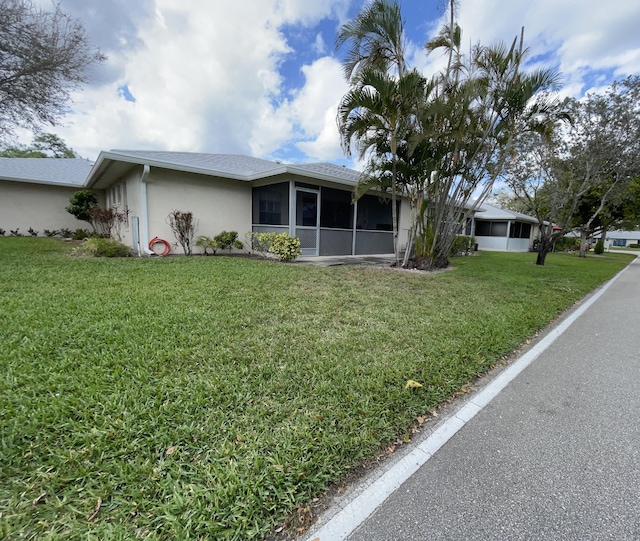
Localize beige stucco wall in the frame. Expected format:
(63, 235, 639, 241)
(119, 167, 251, 255)
(0, 180, 104, 235)
(398, 198, 411, 251)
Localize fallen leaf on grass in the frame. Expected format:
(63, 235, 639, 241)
(32, 493, 46, 506)
(405, 380, 423, 389)
(165, 445, 178, 456)
(87, 498, 102, 521)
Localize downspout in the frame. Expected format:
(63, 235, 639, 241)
(140, 165, 154, 255)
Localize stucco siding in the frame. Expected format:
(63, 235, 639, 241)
(0, 180, 102, 234)
(398, 198, 411, 251)
(144, 169, 251, 254)
(112, 167, 142, 249)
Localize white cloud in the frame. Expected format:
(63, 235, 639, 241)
(452, 0, 640, 96)
(47, 0, 353, 161)
(24, 0, 640, 165)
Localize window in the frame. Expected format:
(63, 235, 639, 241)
(107, 182, 127, 210)
(613, 239, 626, 247)
(356, 194, 393, 231)
(321, 187, 353, 229)
(509, 222, 532, 239)
(475, 220, 508, 237)
(252, 183, 289, 225)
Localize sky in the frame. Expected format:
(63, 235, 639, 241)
(27, 0, 640, 165)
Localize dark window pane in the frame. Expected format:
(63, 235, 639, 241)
(357, 194, 392, 231)
(475, 221, 491, 236)
(321, 187, 353, 229)
(491, 221, 508, 237)
(296, 191, 318, 227)
(520, 223, 531, 239)
(252, 183, 289, 225)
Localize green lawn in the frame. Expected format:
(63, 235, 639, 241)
(0, 238, 634, 540)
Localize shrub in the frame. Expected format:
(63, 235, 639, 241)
(88, 206, 130, 239)
(195, 235, 218, 255)
(27, 227, 39, 237)
(10, 228, 21, 236)
(0, 228, 5, 236)
(214, 230, 243, 252)
(450, 235, 475, 256)
(167, 210, 198, 255)
(245, 231, 275, 257)
(594, 240, 605, 254)
(72, 228, 90, 240)
(245, 232, 300, 261)
(630, 243, 639, 248)
(59, 228, 72, 238)
(76, 238, 131, 257)
(66, 190, 98, 228)
(43, 229, 60, 237)
(268, 233, 301, 261)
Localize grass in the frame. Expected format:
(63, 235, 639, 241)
(0, 238, 634, 540)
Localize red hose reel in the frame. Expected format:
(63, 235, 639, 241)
(149, 237, 170, 256)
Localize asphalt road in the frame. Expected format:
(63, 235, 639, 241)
(306, 256, 640, 541)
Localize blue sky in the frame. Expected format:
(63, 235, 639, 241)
(29, 0, 640, 165)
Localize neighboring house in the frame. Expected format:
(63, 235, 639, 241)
(0, 158, 97, 234)
(604, 230, 640, 247)
(2, 151, 411, 256)
(471, 203, 539, 252)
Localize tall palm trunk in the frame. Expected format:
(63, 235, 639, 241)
(391, 135, 399, 264)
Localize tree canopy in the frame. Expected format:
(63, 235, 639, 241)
(500, 76, 640, 264)
(0, 133, 78, 158)
(336, 0, 562, 269)
(0, 0, 105, 139)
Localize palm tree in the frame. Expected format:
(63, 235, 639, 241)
(337, 68, 426, 262)
(415, 30, 564, 268)
(335, 0, 407, 80)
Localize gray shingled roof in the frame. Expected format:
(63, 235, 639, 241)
(291, 162, 362, 185)
(1, 151, 366, 190)
(0, 158, 93, 187)
(109, 151, 285, 178)
(91, 151, 363, 187)
(476, 203, 538, 223)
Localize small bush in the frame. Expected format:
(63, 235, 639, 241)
(554, 237, 575, 251)
(245, 231, 274, 257)
(629, 243, 639, 248)
(28, 227, 39, 237)
(214, 231, 243, 252)
(245, 232, 301, 261)
(594, 240, 605, 254)
(195, 235, 218, 255)
(268, 233, 301, 262)
(450, 235, 475, 256)
(59, 228, 72, 238)
(10, 228, 21, 236)
(72, 228, 90, 240)
(43, 229, 60, 237)
(167, 210, 198, 255)
(76, 238, 131, 257)
(0, 228, 5, 236)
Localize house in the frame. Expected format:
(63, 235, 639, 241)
(0, 157, 97, 234)
(603, 230, 640, 248)
(1, 151, 411, 256)
(471, 203, 539, 252)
